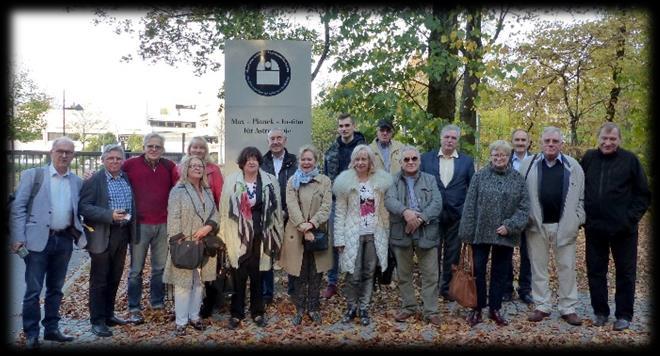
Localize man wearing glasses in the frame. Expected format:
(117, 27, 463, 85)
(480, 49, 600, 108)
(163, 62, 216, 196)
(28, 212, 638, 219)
(10, 137, 86, 348)
(420, 124, 474, 302)
(369, 117, 404, 175)
(122, 133, 177, 324)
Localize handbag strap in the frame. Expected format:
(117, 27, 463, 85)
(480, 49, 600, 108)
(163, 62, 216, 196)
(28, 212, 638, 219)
(459, 243, 474, 275)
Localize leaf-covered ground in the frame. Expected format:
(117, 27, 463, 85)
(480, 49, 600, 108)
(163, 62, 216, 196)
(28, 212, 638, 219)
(13, 216, 652, 350)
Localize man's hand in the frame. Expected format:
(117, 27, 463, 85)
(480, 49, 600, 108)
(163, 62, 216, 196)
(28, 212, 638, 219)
(83, 170, 96, 180)
(10, 242, 23, 254)
(112, 209, 126, 222)
(496, 225, 509, 236)
(402, 209, 419, 225)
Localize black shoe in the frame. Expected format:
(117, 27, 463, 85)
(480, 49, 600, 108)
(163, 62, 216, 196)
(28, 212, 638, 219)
(341, 306, 358, 324)
(441, 292, 455, 302)
(519, 293, 534, 305)
(127, 311, 145, 325)
(44, 329, 74, 342)
(359, 309, 370, 326)
(106, 315, 128, 327)
(228, 317, 241, 330)
(292, 311, 304, 326)
(613, 318, 630, 331)
(309, 311, 322, 324)
(254, 315, 267, 327)
(175, 324, 186, 336)
(91, 323, 113, 337)
(26, 336, 40, 349)
(593, 314, 608, 327)
(189, 319, 204, 331)
(264, 296, 274, 305)
(199, 303, 213, 319)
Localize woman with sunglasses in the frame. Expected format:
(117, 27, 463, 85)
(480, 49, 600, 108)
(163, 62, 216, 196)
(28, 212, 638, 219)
(384, 146, 443, 325)
(458, 140, 529, 327)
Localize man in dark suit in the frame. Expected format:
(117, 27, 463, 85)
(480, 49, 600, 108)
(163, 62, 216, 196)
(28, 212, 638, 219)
(10, 137, 86, 349)
(79, 144, 138, 337)
(420, 124, 474, 301)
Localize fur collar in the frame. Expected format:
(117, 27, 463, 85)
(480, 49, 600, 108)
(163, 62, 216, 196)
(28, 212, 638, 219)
(332, 168, 393, 196)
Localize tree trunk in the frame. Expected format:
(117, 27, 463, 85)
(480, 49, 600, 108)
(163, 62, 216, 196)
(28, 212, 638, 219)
(606, 20, 626, 122)
(426, 5, 458, 141)
(459, 8, 483, 148)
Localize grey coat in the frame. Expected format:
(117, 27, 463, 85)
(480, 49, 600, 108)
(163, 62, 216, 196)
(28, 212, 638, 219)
(163, 182, 219, 289)
(385, 171, 443, 249)
(78, 168, 138, 254)
(458, 165, 529, 248)
(10, 165, 86, 251)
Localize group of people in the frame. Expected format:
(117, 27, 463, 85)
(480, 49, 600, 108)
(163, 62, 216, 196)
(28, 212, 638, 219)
(9, 114, 650, 348)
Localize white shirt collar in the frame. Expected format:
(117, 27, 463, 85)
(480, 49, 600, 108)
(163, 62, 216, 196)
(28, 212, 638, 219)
(49, 164, 70, 177)
(437, 149, 459, 158)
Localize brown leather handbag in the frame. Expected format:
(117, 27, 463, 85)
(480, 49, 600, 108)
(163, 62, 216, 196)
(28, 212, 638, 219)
(449, 243, 477, 308)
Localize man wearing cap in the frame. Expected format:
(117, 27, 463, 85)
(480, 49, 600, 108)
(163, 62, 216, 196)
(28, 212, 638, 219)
(369, 117, 405, 175)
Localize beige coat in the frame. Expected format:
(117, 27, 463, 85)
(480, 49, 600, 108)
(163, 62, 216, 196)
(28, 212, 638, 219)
(520, 153, 585, 247)
(279, 174, 333, 276)
(163, 183, 219, 288)
(370, 139, 405, 174)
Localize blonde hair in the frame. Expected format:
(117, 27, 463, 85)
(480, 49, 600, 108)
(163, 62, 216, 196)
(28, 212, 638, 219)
(298, 144, 319, 163)
(488, 140, 512, 156)
(185, 136, 213, 163)
(178, 155, 209, 188)
(348, 144, 377, 175)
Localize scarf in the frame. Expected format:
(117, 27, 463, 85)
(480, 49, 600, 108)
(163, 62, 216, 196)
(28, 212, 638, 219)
(291, 167, 319, 190)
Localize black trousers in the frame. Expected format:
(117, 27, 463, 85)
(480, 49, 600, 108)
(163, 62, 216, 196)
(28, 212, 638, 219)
(585, 227, 638, 321)
(230, 242, 265, 320)
(292, 250, 322, 312)
(472, 243, 513, 310)
(438, 219, 461, 295)
(504, 231, 532, 296)
(89, 225, 129, 325)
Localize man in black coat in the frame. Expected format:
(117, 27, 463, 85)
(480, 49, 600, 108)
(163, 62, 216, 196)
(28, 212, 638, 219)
(580, 122, 651, 331)
(79, 144, 138, 337)
(260, 128, 297, 304)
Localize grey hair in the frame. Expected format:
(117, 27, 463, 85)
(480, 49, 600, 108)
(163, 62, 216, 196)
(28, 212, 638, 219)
(541, 126, 564, 143)
(488, 140, 512, 156)
(441, 124, 461, 139)
(348, 144, 377, 175)
(51, 136, 75, 150)
(298, 144, 319, 163)
(399, 146, 420, 163)
(267, 127, 287, 140)
(598, 122, 622, 140)
(177, 155, 209, 188)
(143, 132, 165, 147)
(511, 128, 529, 141)
(101, 144, 125, 160)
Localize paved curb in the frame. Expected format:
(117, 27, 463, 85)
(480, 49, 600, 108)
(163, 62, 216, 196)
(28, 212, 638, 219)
(62, 253, 91, 297)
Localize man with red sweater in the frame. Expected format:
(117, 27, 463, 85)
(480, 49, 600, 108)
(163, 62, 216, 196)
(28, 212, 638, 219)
(123, 133, 177, 324)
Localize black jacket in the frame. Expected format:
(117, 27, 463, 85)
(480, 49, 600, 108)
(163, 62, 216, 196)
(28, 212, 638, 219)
(261, 148, 297, 221)
(581, 148, 651, 235)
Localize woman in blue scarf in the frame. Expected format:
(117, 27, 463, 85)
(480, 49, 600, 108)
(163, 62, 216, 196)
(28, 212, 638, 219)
(278, 145, 333, 325)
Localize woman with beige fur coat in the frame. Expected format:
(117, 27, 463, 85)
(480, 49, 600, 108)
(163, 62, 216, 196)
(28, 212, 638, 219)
(333, 144, 393, 326)
(279, 145, 333, 325)
(163, 156, 219, 336)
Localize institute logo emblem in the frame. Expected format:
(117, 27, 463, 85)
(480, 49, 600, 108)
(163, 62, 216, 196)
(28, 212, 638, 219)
(245, 50, 291, 96)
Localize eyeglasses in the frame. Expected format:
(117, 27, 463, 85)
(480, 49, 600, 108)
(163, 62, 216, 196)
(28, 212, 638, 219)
(146, 144, 162, 150)
(54, 149, 74, 156)
(403, 156, 419, 162)
(491, 153, 507, 158)
(189, 164, 205, 170)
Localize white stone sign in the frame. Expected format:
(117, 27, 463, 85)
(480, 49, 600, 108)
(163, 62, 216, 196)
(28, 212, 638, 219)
(225, 40, 311, 174)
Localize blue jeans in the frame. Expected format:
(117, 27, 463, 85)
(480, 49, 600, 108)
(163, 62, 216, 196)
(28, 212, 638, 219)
(22, 231, 73, 338)
(261, 269, 295, 298)
(127, 223, 168, 312)
(327, 203, 339, 286)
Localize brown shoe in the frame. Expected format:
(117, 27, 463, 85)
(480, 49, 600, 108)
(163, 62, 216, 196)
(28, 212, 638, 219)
(528, 309, 550, 322)
(488, 309, 509, 326)
(394, 310, 415, 322)
(426, 314, 442, 326)
(561, 313, 583, 326)
(466, 308, 482, 327)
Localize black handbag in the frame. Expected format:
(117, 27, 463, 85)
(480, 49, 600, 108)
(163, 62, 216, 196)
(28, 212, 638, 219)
(303, 229, 328, 252)
(203, 234, 222, 257)
(375, 247, 397, 285)
(169, 233, 205, 269)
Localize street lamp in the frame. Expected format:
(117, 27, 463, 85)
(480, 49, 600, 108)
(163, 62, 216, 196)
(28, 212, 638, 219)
(62, 89, 84, 135)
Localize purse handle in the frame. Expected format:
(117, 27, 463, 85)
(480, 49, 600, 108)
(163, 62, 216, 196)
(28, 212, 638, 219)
(459, 243, 474, 276)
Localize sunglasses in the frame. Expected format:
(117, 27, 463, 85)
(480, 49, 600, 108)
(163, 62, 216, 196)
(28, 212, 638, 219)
(146, 144, 162, 150)
(403, 156, 419, 163)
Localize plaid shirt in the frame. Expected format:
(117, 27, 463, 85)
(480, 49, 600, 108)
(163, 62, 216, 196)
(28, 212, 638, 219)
(105, 170, 132, 216)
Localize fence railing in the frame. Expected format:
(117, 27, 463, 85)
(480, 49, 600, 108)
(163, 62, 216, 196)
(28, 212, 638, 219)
(7, 150, 184, 192)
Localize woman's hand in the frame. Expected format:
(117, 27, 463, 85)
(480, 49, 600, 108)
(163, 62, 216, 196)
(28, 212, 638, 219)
(496, 225, 509, 236)
(304, 230, 315, 242)
(192, 225, 213, 240)
(335, 246, 345, 253)
(297, 222, 314, 233)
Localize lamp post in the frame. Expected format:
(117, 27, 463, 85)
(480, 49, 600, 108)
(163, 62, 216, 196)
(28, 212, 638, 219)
(62, 89, 84, 136)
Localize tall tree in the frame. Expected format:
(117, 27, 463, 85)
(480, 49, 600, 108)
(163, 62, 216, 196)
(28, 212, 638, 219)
(8, 68, 52, 145)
